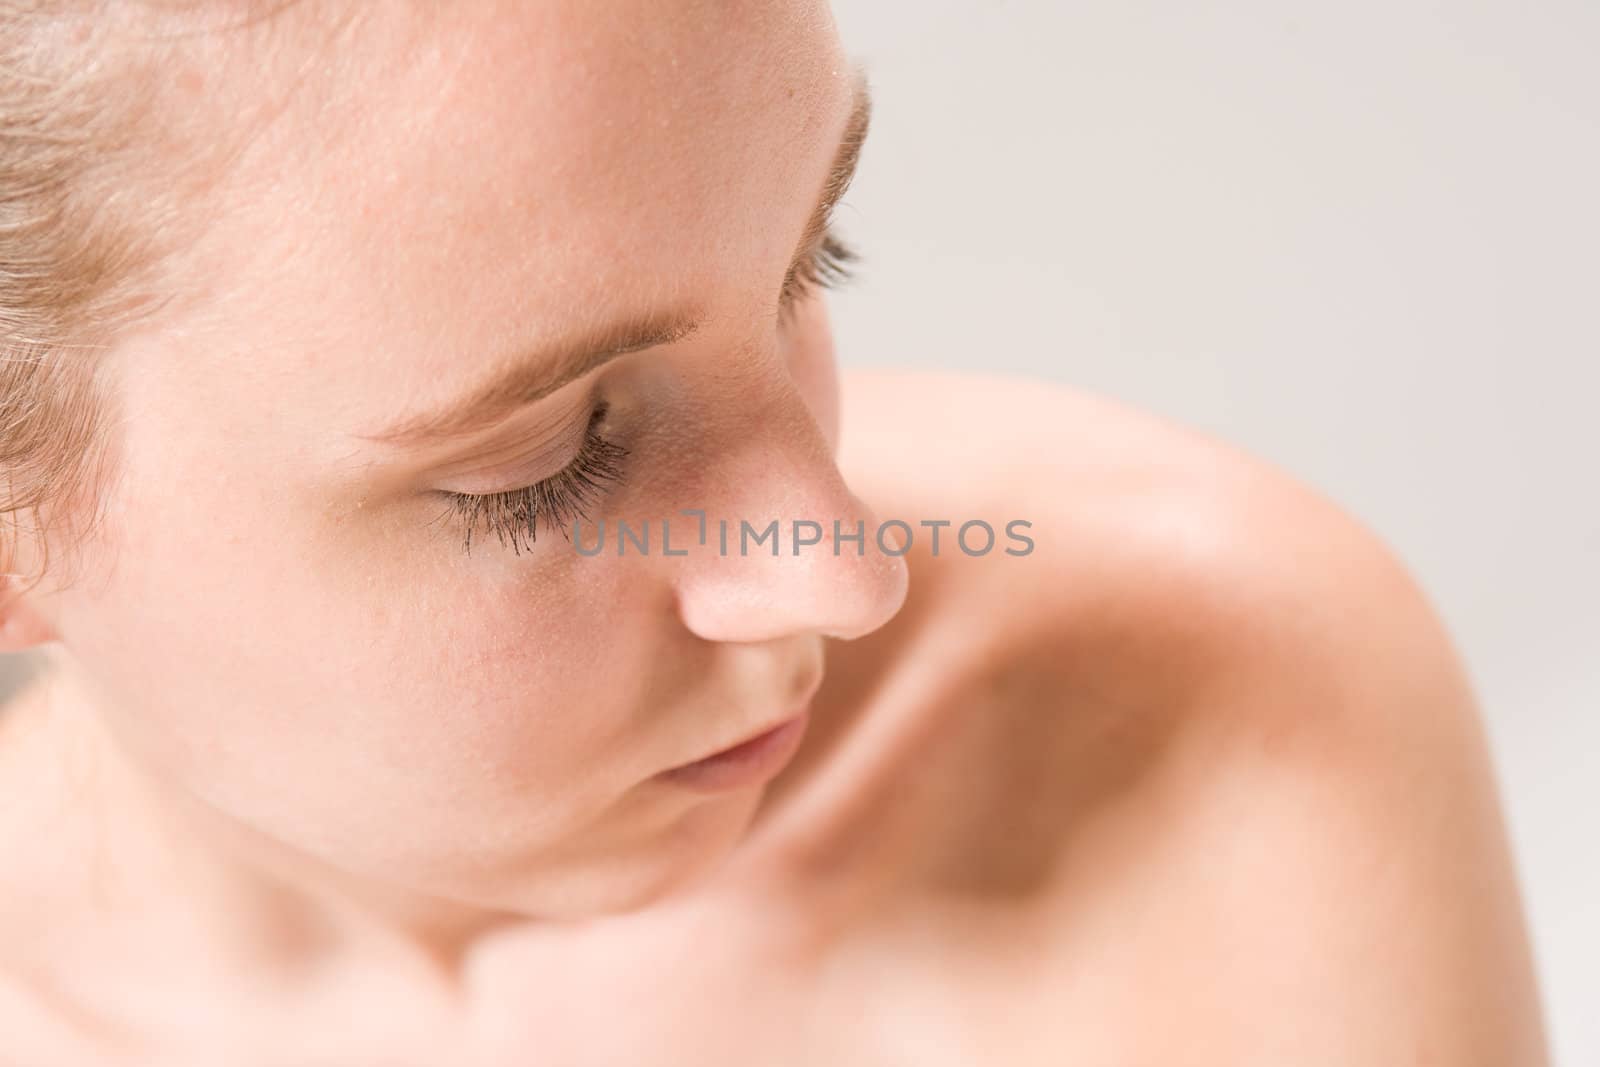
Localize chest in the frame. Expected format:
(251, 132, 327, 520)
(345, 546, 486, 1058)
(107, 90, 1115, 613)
(466, 891, 1067, 1067)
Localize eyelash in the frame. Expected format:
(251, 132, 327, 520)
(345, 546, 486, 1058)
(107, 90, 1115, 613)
(779, 226, 861, 325)
(438, 229, 861, 556)
(431, 401, 629, 557)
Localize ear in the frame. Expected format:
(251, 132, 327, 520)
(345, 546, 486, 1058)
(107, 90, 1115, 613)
(0, 575, 60, 652)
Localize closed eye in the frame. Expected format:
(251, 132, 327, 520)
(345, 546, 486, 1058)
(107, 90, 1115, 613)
(778, 223, 861, 326)
(428, 401, 627, 556)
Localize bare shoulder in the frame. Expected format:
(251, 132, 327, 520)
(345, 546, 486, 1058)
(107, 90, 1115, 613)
(796, 367, 1547, 1063)
(833, 365, 1499, 713)
(828, 365, 1448, 735)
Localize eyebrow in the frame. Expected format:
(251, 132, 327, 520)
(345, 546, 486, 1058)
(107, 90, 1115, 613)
(358, 65, 874, 448)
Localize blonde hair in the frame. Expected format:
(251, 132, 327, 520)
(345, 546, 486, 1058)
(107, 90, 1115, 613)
(3, 3, 176, 602)
(0, 0, 320, 604)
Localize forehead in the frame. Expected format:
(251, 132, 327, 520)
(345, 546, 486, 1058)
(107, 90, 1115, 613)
(147, 0, 848, 447)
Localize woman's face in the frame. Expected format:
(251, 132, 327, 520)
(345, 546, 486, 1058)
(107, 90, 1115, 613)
(38, 0, 907, 919)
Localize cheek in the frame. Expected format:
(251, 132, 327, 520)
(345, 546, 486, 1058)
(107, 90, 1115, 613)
(58, 464, 647, 835)
(781, 294, 843, 451)
(285, 537, 646, 795)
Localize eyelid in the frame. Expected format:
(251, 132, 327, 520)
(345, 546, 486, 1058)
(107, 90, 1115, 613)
(432, 402, 626, 557)
(429, 392, 597, 494)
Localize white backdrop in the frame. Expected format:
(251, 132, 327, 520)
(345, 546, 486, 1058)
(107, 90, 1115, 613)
(826, 1, 1597, 1061)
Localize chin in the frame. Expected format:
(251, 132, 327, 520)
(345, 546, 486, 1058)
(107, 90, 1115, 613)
(477, 790, 764, 921)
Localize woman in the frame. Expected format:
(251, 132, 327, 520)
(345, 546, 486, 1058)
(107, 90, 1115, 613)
(0, 1, 1547, 1063)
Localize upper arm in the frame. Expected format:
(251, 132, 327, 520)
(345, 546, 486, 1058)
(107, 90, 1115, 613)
(1041, 473, 1549, 1065)
(835, 368, 1547, 1061)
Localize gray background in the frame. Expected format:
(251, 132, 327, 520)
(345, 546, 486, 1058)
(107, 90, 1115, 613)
(3, 0, 1594, 1060)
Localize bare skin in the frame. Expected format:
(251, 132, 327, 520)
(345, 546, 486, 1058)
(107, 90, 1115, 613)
(0, 368, 1548, 1064)
(0, 1, 1545, 1063)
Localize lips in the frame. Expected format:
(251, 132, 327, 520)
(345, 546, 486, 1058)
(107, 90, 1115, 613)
(655, 703, 813, 793)
(696, 717, 795, 764)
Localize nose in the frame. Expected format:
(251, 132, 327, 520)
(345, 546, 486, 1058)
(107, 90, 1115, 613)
(663, 391, 909, 646)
